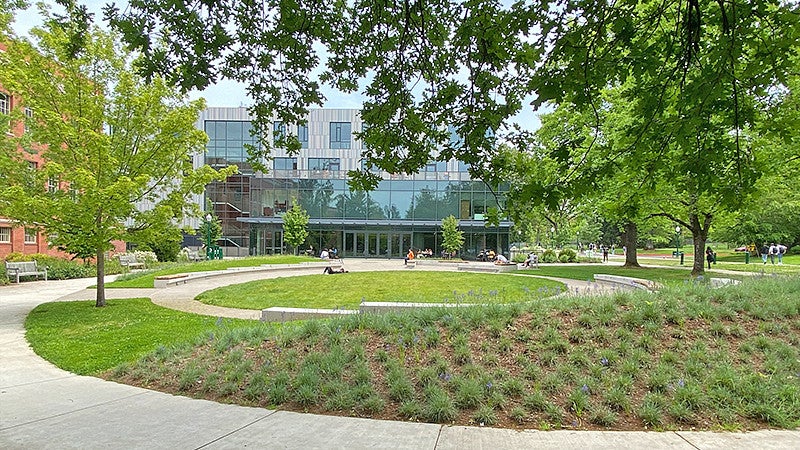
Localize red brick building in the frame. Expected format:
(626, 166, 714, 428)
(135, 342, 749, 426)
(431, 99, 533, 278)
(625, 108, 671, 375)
(1, 43, 125, 260)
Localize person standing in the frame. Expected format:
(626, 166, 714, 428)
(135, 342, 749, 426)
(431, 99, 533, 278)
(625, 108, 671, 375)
(602, 245, 609, 262)
(776, 243, 787, 265)
(761, 243, 769, 264)
(768, 243, 778, 264)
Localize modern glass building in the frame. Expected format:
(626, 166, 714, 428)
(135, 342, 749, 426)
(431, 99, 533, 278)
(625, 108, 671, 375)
(197, 107, 512, 259)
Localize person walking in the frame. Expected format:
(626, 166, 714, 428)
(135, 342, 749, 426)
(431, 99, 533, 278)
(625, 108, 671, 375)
(705, 246, 716, 270)
(761, 243, 769, 264)
(602, 245, 609, 262)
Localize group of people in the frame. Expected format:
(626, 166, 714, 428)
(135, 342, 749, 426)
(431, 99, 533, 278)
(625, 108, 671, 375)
(318, 247, 338, 260)
(761, 243, 788, 265)
(583, 243, 614, 261)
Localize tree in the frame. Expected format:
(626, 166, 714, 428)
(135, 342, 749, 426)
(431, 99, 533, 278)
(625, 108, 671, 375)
(282, 203, 309, 255)
(0, 6, 234, 306)
(106, 0, 800, 276)
(440, 215, 464, 257)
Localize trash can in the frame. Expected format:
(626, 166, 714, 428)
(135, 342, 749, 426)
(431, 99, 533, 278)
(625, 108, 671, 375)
(745, 251, 750, 264)
(679, 252, 684, 265)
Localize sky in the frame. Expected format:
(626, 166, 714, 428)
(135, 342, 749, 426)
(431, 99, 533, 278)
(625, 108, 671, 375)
(12, 0, 542, 131)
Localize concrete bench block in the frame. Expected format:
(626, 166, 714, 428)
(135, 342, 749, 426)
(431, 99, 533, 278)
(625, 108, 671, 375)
(359, 301, 470, 314)
(260, 307, 358, 322)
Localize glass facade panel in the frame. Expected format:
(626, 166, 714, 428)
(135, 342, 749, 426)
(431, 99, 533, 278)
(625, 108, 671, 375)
(298, 123, 308, 149)
(330, 122, 352, 149)
(274, 157, 297, 170)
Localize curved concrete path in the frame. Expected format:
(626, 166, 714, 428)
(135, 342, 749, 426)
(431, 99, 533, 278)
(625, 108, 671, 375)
(2, 261, 798, 449)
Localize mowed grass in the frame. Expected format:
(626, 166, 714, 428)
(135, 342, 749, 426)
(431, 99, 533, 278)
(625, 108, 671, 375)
(25, 298, 255, 375)
(196, 272, 565, 310)
(106, 255, 318, 288)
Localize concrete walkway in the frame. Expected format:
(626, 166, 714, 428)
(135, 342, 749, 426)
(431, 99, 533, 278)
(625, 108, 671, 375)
(2, 261, 798, 449)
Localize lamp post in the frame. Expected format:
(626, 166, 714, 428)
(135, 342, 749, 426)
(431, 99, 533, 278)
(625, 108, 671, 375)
(550, 226, 555, 249)
(675, 225, 681, 264)
(576, 232, 580, 253)
(205, 213, 212, 260)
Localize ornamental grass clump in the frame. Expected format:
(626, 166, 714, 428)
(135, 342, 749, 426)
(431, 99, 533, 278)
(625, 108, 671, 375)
(59, 276, 798, 431)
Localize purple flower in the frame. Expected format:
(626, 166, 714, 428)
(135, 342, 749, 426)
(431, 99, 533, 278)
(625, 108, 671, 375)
(486, 381, 493, 390)
(581, 384, 590, 394)
(677, 379, 685, 388)
(600, 357, 609, 366)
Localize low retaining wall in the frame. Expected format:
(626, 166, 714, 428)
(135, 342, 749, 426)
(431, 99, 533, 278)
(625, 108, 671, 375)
(593, 274, 660, 291)
(154, 261, 342, 288)
(457, 263, 517, 273)
(261, 301, 475, 322)
(260, 307, 358, 322)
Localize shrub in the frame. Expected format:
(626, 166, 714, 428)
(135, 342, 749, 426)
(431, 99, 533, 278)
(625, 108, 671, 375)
(558, 248, 577, 263)
(540, 249, 558, 263)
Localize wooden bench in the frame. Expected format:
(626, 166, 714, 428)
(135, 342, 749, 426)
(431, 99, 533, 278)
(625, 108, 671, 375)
(119, 254, 146, 270)
(5, 261, 48, 283)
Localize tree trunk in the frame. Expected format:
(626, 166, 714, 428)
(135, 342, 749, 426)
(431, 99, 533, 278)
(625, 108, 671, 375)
(689, 212, 711, 278)
(622, 221, 641, 268)
(95, 248, 106, 307)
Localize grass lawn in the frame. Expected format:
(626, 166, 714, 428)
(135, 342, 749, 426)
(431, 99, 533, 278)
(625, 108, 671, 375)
(196, 271, 565, 310)
(25, 274, 800, 431)
(106, 255, 318, 288)
(25, 298, 257, 375)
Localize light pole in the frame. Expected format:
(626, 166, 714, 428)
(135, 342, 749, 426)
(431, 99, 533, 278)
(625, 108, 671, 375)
(205, 213, 212, 260)
(576, 232, 580, 252)
(675, 225, 681, 264)
(550, 226, 555, 248)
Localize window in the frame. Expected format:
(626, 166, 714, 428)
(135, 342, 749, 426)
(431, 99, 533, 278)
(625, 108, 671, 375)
(308, 158, 340, 171)
(24, 107, 32, 134)
(28, 160, 38, 170)
(0, 227, 10, 243)
(24, 228, 36, 244)
(0, 92, 9, 115)
(360, 159, 381, 173)
(273, 157, 297, 170)
(273, 121, 285, 143)
(298, 123, 309, 149)
(48, 176, 58, 193)
(329, 122, 351, 149)
(425, 161, 447, 172)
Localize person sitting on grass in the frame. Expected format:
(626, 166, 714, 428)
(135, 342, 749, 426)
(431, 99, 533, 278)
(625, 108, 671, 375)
(323, 266, 348, 274)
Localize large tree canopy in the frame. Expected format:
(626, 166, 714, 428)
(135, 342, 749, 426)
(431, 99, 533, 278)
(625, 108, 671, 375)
(106, 0, 800, 273)
(0, 5, 235, 306)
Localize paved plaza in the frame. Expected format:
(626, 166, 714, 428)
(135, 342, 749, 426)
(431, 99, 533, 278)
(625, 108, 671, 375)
(1, 261, 798, 449)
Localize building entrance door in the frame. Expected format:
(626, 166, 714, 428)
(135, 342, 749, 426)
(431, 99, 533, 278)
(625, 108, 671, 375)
(255, 228, 283, 255)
